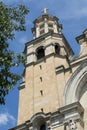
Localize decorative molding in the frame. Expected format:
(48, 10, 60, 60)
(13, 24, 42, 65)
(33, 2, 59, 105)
(56, 65, 65, 74)
(68, 119, 78, 130)
(70, 55, 87, 67)
(63, 62, 87, 105)
(9, 102, 84, 130)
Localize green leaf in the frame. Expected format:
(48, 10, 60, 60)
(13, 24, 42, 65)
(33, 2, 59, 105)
(0, 1, 29, 105)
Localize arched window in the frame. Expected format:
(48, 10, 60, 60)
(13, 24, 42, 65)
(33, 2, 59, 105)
(55, 44, 60, 55)
(40, 124, 46, 130)
(36, 47, 45, 60)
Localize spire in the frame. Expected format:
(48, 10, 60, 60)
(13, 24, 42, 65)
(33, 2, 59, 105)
(42, 8, 48, 14)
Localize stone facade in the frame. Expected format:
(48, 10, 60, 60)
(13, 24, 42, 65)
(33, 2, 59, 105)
(9, 10, 87, 130)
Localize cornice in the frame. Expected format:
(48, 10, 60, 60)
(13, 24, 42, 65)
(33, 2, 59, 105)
(25, 32, 62, 48)
(33, 14, 58, 24)
(70, 55, 87, 68)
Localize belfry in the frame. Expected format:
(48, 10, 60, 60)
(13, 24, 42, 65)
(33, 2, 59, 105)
(10, 9, 87, 130)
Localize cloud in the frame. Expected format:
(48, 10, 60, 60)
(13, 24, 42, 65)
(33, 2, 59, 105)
(19, 36, 28, 44)
(0, 113, 16, 126)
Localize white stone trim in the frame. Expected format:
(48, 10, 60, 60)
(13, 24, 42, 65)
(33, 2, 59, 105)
(63, 63, 87, 105)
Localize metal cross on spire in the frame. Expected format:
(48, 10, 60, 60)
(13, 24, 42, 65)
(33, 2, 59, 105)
(42, 8, 48, 14)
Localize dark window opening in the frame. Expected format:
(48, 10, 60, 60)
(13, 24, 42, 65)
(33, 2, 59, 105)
(40, 30, 44, 35)
(48, 23, 53, 28)
(40, 124, 46, 130)
(36, 47, 45, 60)
(55, 44, 60, 55)
(41, 108, 43, 112)
(49, 29, 53, 33)
(40, 90, 43, 96)
(40, 77, 42, 82)
(40, 24, 44, 29)
(40, 65, 42, 69)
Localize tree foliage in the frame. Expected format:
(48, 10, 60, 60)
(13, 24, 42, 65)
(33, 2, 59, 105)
(0, 2, 29, 104)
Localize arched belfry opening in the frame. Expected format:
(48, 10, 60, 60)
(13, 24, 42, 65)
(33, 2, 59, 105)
(36, 46, 45, 60)
(55, 43, 60, 55)
(30, 113, 47, 130)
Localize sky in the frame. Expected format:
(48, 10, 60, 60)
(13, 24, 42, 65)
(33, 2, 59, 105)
(0, 0, 87, 129)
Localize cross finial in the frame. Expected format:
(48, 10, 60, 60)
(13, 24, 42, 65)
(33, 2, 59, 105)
(42, 8, 48, 14)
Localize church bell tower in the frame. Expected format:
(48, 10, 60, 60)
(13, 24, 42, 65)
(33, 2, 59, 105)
(10, 9, 85, 130)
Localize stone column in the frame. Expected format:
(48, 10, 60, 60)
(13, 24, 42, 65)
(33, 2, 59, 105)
(53, 22, 58, 33)
(44, 18, 48, 33)
(36, 24, 40, 38)
(46, 120, 52, 130)
(32, 31, 36, 39)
